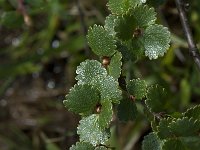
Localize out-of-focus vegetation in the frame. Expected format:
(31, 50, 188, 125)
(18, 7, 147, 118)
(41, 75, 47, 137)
(0, 0, 200, 150)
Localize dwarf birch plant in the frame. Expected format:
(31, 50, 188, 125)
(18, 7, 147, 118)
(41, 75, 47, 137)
(63, 0, 200, 149)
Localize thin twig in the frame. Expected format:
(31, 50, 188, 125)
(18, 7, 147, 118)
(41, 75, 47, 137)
(75, 0, 90, 57)
(175, 0, 200, 71)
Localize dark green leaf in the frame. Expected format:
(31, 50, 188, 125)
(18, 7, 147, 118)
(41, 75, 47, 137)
(63, 84, 100, 116)
(127, 78, 147, 100)
(108, 52, 122, 79)
(168, 117, 200, 137)
(115, 14, 137, 41)
(162, 139, 186, 150)
(183, 105, 200, 121)
(87, 25, 116, 56)
(117, 96, 138, 122)
(157, 117, 173, 139)
(180, 136, 200, 150)
(145, 85, 167, 113)
(142, 132, 162, 150)
(99, 100, 113, 129)
(129, 5, 156, 27)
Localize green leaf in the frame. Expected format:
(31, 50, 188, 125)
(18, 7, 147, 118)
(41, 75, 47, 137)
(129, 5, 156, 27)
(0, 11, 23, 28)
(118, 40, 144, 62)
(140, 24, 170, 59)
(127, 78, 147, 100)
(70, 142, 94, 150)
(77, 114, 110, 146)
(168, 117, 200, 137)
(180, 136, 200, 149)
(75, 60, 122, 104)
(87, 25, 116, 57)
(129, 38, 144, 61)
(63, 84, 100, 116)
(93, 75, 122, 104)
(162, 139, 186, 150)
(99, 100, 113, 129)
(107, 0, 146, 15)
(117, 96, 138, 122)
(114, 5, 156, 40)
(157, 117, 173, 139)
(104, 15, 118, 36)
(142, 132, 162, 150)
(108, 52, 122, 79)
(115, 14, 137, 41)
(76, 60, 107, 85)
(95, 146, 108, 150)
(145, 85, 167, 113)
(183, 105, 200, 120)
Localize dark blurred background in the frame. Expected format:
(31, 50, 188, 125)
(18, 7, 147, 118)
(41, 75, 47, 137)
(0, 0, 200, 150)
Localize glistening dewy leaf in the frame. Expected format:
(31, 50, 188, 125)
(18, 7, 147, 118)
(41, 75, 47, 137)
(104, 14, 118, 36)
(92, 75, 122, 104)
(76, 60, 107, 85)
(87, 25, 116, 57)
(140, 24, 170, 59)
(107, 0, 146, 15)
(75, 60, 122, 104)
(129, 5, 156, 27)
(142, 132, 162, 150)
(70, 142, 94, 150)
(77, 114, 109, 146)
(63, 84, 99, 116)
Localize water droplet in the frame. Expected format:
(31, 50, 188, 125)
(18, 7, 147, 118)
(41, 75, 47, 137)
(47, 80, 55, 89)
(52, 40, 60, 48)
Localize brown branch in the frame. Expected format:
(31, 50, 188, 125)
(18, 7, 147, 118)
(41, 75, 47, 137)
(175, 0, 200, 71)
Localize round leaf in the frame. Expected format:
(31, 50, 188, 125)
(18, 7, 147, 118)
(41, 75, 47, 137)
(77, 114, 110, 146)
(127, 78, 147, 100)
(76, 60, 107, 85)
(70, 142, 94, 150)
(141, 24, 170, 59)
(145, 85, 167, 113)
(87, 25, 116, 57)
(63, 84, 100, 116)
(107, 0, 145, 15)
(142, 132, 162, 150)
